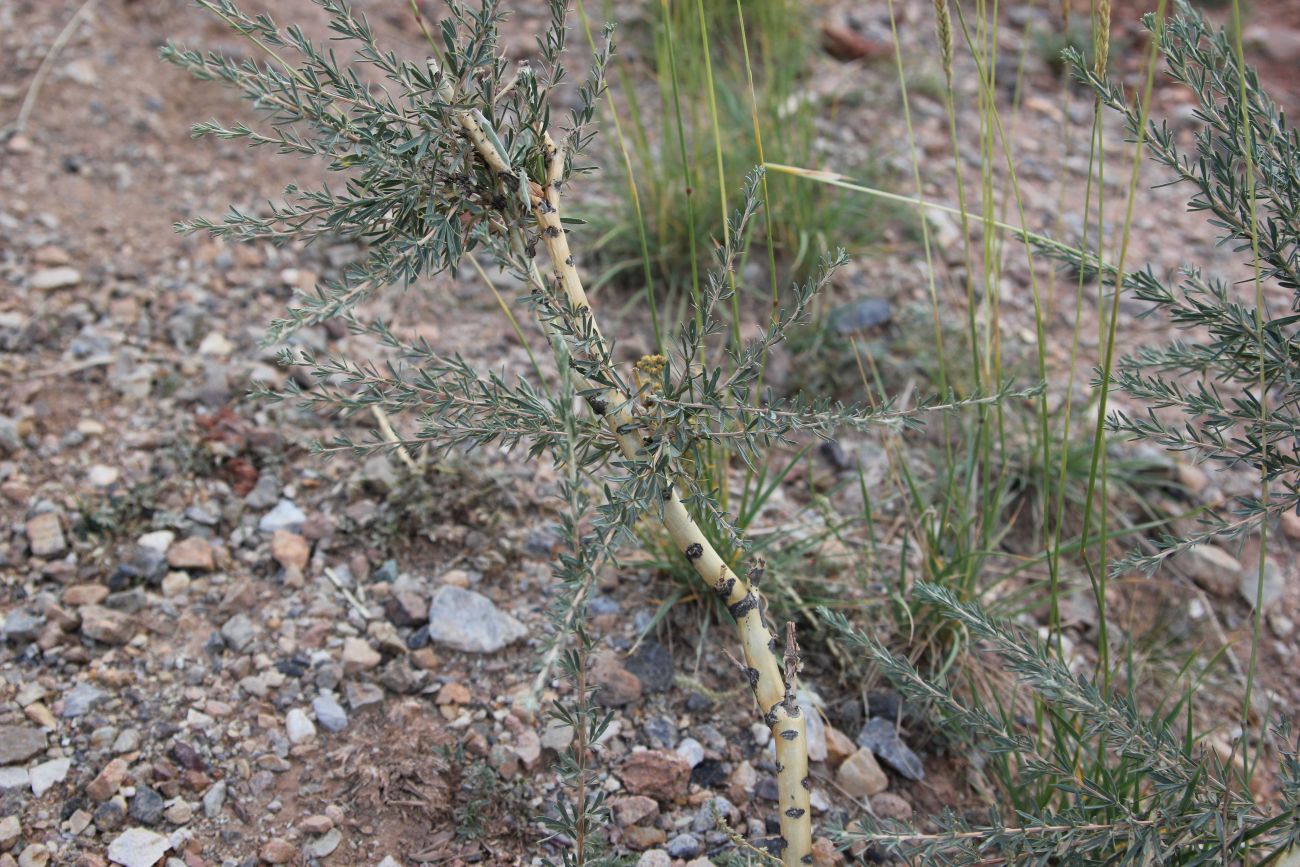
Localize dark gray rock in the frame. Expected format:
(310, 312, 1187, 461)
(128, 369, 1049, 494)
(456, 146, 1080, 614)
(625, 641, 673, 693)
(666, 833, 701, 859)
(642, 716, 677, 750)
(62, 683, 108, 717)
(857, 717, 924, 781)
(2, 609, 43, 643)
(830, 298, 892, 333)
(129, 786, 166, 825)
(312, 693, 348, 733)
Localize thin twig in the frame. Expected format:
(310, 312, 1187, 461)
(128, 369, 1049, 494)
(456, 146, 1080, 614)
(6, 0, 101, 138)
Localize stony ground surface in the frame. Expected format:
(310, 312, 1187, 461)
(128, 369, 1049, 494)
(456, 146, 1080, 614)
(3, 1, 1300, 867)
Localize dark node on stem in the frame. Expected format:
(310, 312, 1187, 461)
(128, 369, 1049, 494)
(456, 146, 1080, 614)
(785, 808, 806, 819)
(802, 856, 814, 865)
(662, 482, 672, 499)
(684, 543, 704, 561)
(537, 200, 555, 214)
(779, 728, 798, 741)
(746, 667, 760, 690)
(715, 577, 736, 599)
(545, 225, 561, 238)
(801, 775, 811, 790)
(768, 636, 778, 655)
(564, 255, 573, 266)
(764, 706, 779, 727)
(525, 241, 537, 258)
(588, 396, 607, 416)
(774, 760, 783, 773)
(772, 837, 788, 855)
(728, 592, 759, 620)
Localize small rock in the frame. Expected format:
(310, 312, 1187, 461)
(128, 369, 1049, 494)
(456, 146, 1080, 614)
(160, 572, 190, 597)
(1281, 509, 1300, 541)
(857, 717, 925, 781)
(829, 297, 893, 333)
(515, 729, 541, 768)
(68, 807, 94, 834)
(61, 683, 107, 717)
(128, 786, 165, 826)
(618, 750, 692, 802)
(625, 827, 668, 851)
(0, 816, 20, 849)
(220, 614, 255, 653)
(80, 605, 134, 645)
(836, 747, 888, 797)
(637, 851, 671, 867)
(26, 513, 67, 558)
(0, 767, 31, 791)
(0, 726, 46, 765)
(87, 464, 121, 487)
(258, 500, 305, 534)
(625, 641, 673, 693)
(799, 692, 828, 763)
(30, 757, 71, 797)
(164, 801, 192, 825)
(691, 796, 736, 833)
(541, 720, 574, 752)
(340, 637, 381, 673)
(612, 795, 659, 827)
(64, 584, 109, 606)
(870, 791, 913, 822)
(384, 591, 427, 627)
(93, 798, 127, 831)
(259, 838, 296, 863)
(666, 833, 702, 859)
(436, 682, 471, 705)
(825, 725, 856, 768)
(30, 267, 81, 290)
(312, 693, 348, 732)
(427, 586, 527, 653)
(3, 610, 43, 643)
(675, 737, 705, 768)
(107, 828, 171, 867)
(244, 473, 281, 509)
(820, 23, 891, 62)
(18, 843, 49, 867)
(86, 758, 129, 801)
(270, 530, 309, 575)
(1238, 557, 1287, 611)
(590, 651, 642, 706)
(201, 781, 226, 818)
(305, 828, 341, 858)
(166, 538, 214, 571)
(285, 708, 316, 745)
(299, 815, 334, 835)
(1180, 545, 1242, 597)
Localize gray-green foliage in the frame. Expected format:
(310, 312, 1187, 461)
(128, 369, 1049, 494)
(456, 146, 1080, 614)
(1056, 1, 1300, 575)
(162, 0, 1005, 859)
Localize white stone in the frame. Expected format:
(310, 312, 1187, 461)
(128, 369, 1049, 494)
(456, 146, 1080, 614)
(137, 530, 176, 553)
(107, 827, 171, 867)
(30, 267, 81, 290)
(88, 465, 121, 487)
(30, 757, 71, 796)
(259, 500, 306, 534)
(197, 332, 235, 357)
(285, 708, 316, 745)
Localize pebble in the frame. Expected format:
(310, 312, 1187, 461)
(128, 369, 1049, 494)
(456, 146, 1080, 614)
(220, 614, 255, 653)
(285, 708, 317, 744)
(270, 530, 310, 575)
(857, 718, 925, 781)
(128, 786, 165, 825)
(1238, 557, 1286, 610)
(590, 650, 642, 706)
(637, 850, 671, 867)
(618, 750, 692, 802)
(25, 513, 67, 558)
(259, 838, 296, 863)
(836, 747, 888, 797)
(201, 781, 226, 818)
(1179, 544, 1242, 597)
(160, 572, 190, 597)
(312, 693, 348, 732)
(166, 537, 214, 571)
(17, 844, 49, 867)
(30, 266, 81, 291)
(80, 605, 135, 645)
(666, 833, 702, 859)
(675, 737, 705, 768)
(830, 297, 893, 333)
(427, 586, 527, 653)
(258, 500, 306, 534)
(625, 641, 673, 692)
(61, 683, 107, 717)
(86, 758, 129, 801)
(870, 791, 913, 822)
(163, 801, 192, 825)
(305, 828, 342, 858)
(106, 828, 171, 867)
(691, 796, 736, 833)
(0, 726, 46, 765)
(0, 768, 31, 791)
(340, 637, 381, 673)
(29, 757, 71, 796)
(0, 816, 20, 849)
(611, 795, 659, 827)
(88, 464, 121, 487)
